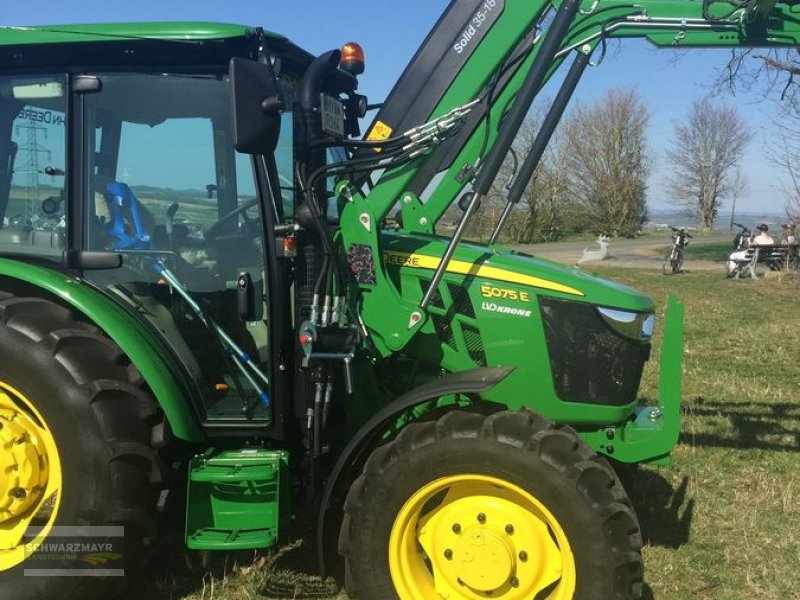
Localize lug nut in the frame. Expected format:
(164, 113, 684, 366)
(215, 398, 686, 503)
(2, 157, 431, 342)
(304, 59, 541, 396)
(477, 512, 486, 523)
(505, 524, 514, 534)
(452, 523, 461, 534)
(519, 550, 528, 562)
(444, 549, 453, 560)
(510, 576, 519, 588)
(10, 488, 26, 499)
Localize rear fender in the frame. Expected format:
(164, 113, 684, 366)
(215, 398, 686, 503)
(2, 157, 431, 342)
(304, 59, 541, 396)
(0, 259, 204, 442)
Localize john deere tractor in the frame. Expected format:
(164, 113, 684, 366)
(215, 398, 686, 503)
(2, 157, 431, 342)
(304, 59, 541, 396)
(0, 2, 797, 599)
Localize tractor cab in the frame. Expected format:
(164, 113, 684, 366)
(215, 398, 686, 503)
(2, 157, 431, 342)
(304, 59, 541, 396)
(0, 24, 356, 430)
(4, 3, 799, 599)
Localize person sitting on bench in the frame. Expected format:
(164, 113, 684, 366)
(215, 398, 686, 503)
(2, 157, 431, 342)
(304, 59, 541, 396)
(780, 223, 796, 245)
(751, 223, 775, 245)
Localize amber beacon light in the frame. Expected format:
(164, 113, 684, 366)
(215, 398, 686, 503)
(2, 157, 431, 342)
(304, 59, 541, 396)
(340, 42, 365, 75)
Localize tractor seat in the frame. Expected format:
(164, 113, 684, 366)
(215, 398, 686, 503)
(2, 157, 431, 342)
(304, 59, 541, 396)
(102, 181, 153, 251)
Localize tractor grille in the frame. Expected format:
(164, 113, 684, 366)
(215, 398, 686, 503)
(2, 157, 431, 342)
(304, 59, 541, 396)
(448, 283, 475, 318)
(462, 324, 487, 367)
(420, 279, 445, 309)
(432, 314, 457, 351)
(419, 278, 485, 366)
(539, 297, 648, 406)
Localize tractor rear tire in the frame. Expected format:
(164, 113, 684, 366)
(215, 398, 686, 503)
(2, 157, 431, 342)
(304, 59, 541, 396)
(339, 409, 643, 600)
(0, 293, 166, 600)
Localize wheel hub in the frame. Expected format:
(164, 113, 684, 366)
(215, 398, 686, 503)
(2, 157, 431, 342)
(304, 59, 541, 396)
(0, 383, 60, 568)
(394, 475, 574, 600)
(453, 526, 515, 591)
(0, 400, 48, 525)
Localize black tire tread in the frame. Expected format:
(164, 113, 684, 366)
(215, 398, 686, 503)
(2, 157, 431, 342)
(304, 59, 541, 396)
(0, 293, 168, 598)
(340, 408, 643, 600)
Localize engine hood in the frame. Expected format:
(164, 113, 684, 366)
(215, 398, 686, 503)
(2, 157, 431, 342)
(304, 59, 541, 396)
(382, 233, 654, 313)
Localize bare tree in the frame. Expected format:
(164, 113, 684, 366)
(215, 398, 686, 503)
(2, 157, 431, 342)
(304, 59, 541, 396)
(471, 112, 573, 244)
(666, 98, 752, 230)
(767, 123, 800, 221)
(562, 88, 651, 237)
(728, 167, 749, 229)
(505, 121, 572, 243)
(718, 46, 800, 223)
(720, 48, 800, 104)
(717, 43, 800, 222)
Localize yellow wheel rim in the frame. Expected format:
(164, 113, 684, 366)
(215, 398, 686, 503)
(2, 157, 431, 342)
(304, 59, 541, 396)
(389, 474, 576, 600)
(0, 381, 62, 571)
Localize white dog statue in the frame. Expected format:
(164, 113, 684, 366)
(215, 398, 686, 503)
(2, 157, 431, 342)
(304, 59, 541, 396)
(576, 235, 610, 266)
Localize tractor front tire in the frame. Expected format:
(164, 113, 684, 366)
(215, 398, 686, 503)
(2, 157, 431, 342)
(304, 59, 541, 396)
(0, 293, 166, 600)
(340, 410, 643, 600)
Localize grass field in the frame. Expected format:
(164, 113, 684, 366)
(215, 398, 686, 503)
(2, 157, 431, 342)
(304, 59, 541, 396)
(652, 240, 733, 263)
(124, 268, 799, 600)
(683, 241, 733, 262)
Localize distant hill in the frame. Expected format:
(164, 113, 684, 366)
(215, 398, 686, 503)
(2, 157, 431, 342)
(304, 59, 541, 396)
(647, 208, 789, 231)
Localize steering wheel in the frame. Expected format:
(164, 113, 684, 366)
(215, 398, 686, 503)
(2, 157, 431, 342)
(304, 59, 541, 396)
(204, 198, 259, 243)
(7, 214, 25, 228)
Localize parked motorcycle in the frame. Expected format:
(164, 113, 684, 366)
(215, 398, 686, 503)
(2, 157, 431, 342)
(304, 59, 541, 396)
(663, 225, 692, 275)
(725, 222, 752, 278)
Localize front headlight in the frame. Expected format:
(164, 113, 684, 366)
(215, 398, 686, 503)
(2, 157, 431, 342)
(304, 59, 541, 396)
(597, 307, 655, 342)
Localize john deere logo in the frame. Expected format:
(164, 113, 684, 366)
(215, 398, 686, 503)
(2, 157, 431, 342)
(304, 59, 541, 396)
(79, 552, 122, 566)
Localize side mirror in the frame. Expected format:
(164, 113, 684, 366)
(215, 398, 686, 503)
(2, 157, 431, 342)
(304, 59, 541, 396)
(229, 58, 285, 155)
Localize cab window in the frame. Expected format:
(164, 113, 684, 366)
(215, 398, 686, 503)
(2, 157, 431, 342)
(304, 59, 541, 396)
(0, 75, 66, 259)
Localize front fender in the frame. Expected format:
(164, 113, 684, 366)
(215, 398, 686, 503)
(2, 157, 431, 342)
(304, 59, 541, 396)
(0, 258, 204, 442)
(316, 365, 514, 576)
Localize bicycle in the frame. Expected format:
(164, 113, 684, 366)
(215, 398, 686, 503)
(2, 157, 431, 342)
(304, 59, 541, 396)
(663, 225, 692, 275)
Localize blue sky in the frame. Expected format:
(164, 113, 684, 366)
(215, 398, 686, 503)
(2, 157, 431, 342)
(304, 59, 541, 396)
(3, 0, 790, 215)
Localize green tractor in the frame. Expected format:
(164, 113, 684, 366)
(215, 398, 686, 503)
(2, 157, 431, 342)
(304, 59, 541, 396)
(0, 2, 797, 599)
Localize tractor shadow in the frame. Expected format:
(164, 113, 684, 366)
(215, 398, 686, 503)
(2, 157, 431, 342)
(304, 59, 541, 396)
(641, 583, 657, 599)
(122, 532, 340, 600)
(680, 398, 800, 453)
(616, 464, 694, 550)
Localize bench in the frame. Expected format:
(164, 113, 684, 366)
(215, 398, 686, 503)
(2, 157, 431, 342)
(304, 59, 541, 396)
(734, 243, 800, 279)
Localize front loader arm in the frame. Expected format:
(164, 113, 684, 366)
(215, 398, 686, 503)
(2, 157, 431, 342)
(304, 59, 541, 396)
(565, 0, 800, 51)
(335, 0, 800, 354)
(358, 0, 799, 229)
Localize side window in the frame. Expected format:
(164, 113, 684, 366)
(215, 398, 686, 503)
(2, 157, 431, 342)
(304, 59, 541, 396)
(88, 116, 265, 293)
(90, 118, 218, 260)
(236, 152, 257, 199)
(236, 151, 261, 230)
(0, 77, 66, 259)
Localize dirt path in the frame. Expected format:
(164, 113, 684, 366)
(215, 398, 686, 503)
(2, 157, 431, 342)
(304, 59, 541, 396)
(514, 235, 726, 272)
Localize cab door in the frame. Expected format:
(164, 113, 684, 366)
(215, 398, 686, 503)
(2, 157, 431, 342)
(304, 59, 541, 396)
(79, 71, 272, 423)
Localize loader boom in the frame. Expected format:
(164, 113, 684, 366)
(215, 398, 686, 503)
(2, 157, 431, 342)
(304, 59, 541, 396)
(327, 0, 800, 354)
(360, 0, 799, 227)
